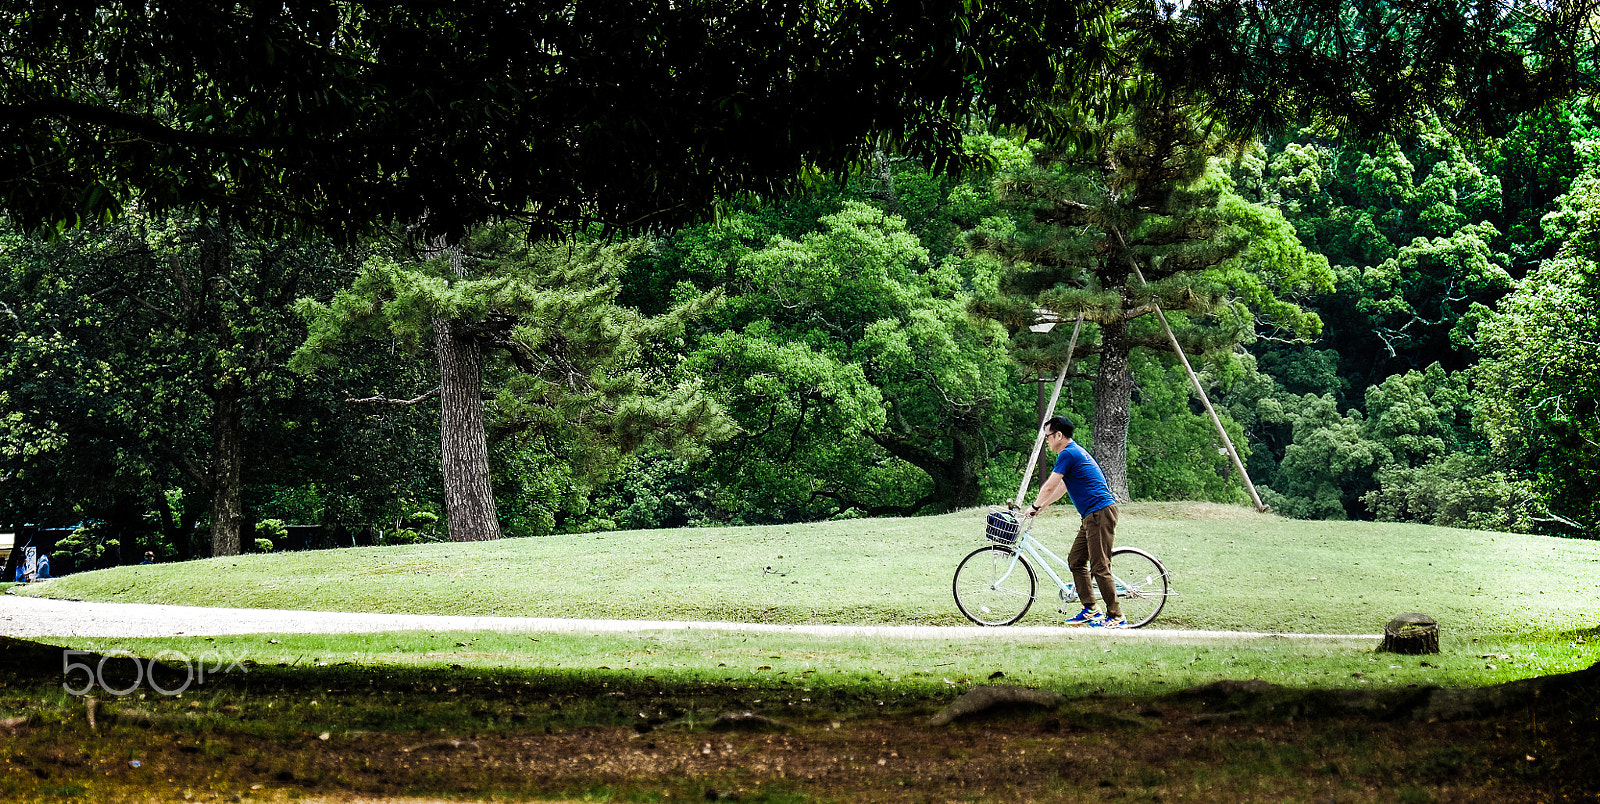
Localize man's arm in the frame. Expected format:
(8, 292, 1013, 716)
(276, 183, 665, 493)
(1029, 472, 1068, 517)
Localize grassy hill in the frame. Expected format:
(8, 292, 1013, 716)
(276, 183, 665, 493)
(16, 502, 1600, 640)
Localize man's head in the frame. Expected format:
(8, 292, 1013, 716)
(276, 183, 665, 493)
(1043, 415, 1075, 450)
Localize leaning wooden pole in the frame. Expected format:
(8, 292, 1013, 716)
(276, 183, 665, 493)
(1014, 315, 1084, 509)
(1145, 299, 1269, 512)
(1114, 234, 1269, 512)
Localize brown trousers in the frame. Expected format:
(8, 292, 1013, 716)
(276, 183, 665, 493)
(1067, 504, 1120, 619)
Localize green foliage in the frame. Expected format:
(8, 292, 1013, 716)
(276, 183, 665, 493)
(0, 212, 418, 555)
(1260, 364, 1473, 520)
(1126, 355, 1250, 504)
(377, 511, 445, 546)
(1, 0, 1090, 241)
(293, 224, 737, 535)
(669, 200, 1027, 520)
(1255, 347, 1345, 398)
(1231, 97, 1600, 534)
(1474, 142, 1600, 536)
(374, 511, 445, 546)
(604, 145, 1046, 527)
(567, 451, 723, 532)
(1234, 115, 1562, 529)
(974, 96, 1331, 500)
(1242, 116, 1516, 399)
(681, 326, 889, 520)
(1258, 393, 1375, 519)
(1363, 364, 1470, 466)
(254, 519, 288, 544)
(1357, 222, 1513, 356)
(252, 519, 285, 551)
(50, 522, 118, 572)
(1364, 455, 1545, 533)
(1161, 0, 1599, 139)
(1488, 102, 1596, 271)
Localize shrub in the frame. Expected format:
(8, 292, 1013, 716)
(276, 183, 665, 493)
(53, 523, 120, 569)
(1363, 454, 1545, 533)
(383, 529, 422, 545)
(253, 519, 288, 552)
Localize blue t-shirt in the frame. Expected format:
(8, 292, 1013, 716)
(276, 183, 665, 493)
(1052, 440, 1117, 517)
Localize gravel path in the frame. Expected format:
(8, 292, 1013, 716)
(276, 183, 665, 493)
(1, 594, 1381, 641)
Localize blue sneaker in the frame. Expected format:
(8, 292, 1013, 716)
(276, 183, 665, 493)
(1090, 615, 1128, 629)
(1064, 607, 1103, 626)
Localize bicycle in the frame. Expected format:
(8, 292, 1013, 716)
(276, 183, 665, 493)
(952, 506, 1173, 628)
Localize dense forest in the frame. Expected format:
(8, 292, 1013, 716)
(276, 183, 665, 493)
(3, 1, 1598, 566)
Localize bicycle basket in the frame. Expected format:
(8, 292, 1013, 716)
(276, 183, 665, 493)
(985, 509, 1020, 546)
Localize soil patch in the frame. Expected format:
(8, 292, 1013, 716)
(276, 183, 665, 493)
(2, 637, 1596, 802)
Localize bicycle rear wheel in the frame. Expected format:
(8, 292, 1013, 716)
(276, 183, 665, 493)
(953, 545, 1036, 626)
(1109, 547, 1168, 628)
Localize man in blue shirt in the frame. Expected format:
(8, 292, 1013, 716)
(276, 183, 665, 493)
(1025, 415, 1124, 628)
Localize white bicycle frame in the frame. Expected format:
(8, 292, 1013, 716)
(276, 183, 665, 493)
(994, 519, 1176, 603)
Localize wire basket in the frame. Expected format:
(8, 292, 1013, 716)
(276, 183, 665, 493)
(985, 507, 1021, 546)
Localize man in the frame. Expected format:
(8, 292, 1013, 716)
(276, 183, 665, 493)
(1025, 415, 1124, 628)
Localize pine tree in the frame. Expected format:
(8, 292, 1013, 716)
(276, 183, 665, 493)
(972, 94, 1331, 500)
(291, 224, 733, 541)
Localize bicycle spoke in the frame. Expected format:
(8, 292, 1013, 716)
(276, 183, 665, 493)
(1108, 547, 1167, 627)
(952, 546, 1036, 626)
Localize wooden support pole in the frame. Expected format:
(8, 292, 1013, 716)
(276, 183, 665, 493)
(1013, 315, 1084, 509)
(1146, 300, 1269, 512)
(1113, 231, 1269, 513)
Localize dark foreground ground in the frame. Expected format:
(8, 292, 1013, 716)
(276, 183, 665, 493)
(1, 636, 1596, 803)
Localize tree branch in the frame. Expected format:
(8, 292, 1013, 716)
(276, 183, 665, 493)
(344, 387, 442, 405)
(809, 488, 934, 518)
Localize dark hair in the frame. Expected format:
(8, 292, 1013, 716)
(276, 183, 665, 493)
(1045, 415, 1075, 440)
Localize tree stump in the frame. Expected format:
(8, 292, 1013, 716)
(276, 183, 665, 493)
(1379, 612, 1440, 655)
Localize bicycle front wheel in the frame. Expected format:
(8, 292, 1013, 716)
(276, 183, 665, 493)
(953, 545, 1037, 626)
(1110, 547, 1168, 628)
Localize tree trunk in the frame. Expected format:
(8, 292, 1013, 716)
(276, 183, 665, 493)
(934, 427, 985, 512)
(1036, 371, 1052, 427)
(435, 316, 502, 541)
(865, 420, 986, 513)
(209, 375, 244, 557)
(1091, 316, 1134, 502)
(150, 490, 177, 560)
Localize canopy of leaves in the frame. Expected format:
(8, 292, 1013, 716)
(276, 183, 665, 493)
(1259, 364, 1471, 519)
(674, 200, 1026, 519)
(0, 213, 433, 552)
(1, 0, 1093, 241)
(1149, 0, 1600, 138)
(974, 102, 1333, 367)
(1474, 143, 1600, 533)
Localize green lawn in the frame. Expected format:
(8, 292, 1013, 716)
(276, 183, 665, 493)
(16, 501, 1600, 641)
(4, 504, 1598, 804)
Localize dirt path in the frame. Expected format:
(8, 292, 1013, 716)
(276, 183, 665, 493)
(0, 593, 1379, 640)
